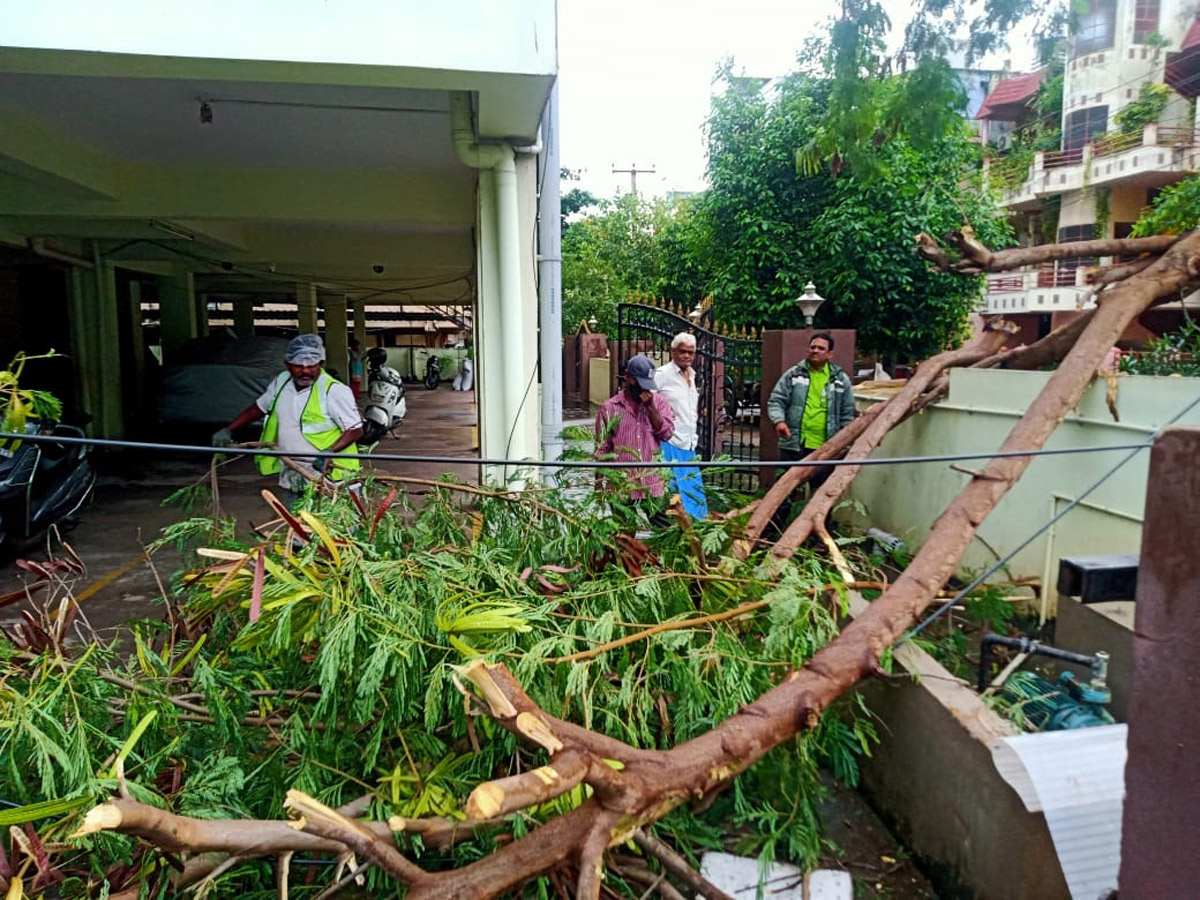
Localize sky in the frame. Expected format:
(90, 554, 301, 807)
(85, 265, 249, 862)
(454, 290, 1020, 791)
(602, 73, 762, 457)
(556, 0, 1031, 199)
(557, 0, 834, 198)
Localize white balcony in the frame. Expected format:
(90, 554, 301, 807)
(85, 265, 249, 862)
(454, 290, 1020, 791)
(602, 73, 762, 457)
(982, 266, 1094, 315)
(992, 124, 1199, 208)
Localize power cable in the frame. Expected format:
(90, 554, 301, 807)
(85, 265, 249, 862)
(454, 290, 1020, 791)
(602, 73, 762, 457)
(0, 431, 1173, 471)
(905, 389, 1200, 640)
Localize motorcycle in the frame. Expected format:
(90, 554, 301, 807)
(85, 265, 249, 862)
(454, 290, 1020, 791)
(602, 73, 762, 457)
(0, 423, 96, 551)
(361, 347, 407, 445)
(424, 353, 441, 390)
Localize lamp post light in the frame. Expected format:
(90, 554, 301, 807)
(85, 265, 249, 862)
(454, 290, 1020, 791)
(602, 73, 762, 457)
(688, 302, 704, 321)
(587, 314, 598, 331)
(793, 281, 826, 328)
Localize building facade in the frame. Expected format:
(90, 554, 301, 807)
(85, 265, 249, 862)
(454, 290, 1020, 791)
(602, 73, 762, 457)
(0, 1, 556, 468)
(978, 0, 1200, 341)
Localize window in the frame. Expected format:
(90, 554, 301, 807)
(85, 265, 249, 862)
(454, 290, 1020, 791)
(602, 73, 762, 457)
(1064, 106, 1109, 161)
(1072, 0, 1116, 56)
(1057, 224, 1098, 284)
(1134, 0, 1160, 42)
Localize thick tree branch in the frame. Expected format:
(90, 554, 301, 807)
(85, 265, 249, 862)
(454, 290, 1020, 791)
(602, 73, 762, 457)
(73, 799, 365, 855)
(283, 790, 430, 887)
(916, 229, 1178, 274)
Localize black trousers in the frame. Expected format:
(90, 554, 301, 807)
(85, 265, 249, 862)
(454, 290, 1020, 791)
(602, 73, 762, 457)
(770, 446, 830, 535)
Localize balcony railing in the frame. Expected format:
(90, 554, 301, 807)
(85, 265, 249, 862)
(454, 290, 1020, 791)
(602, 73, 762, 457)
(1043, 148, 1082, 169)
(989, 121, 1199, 197)
(985, 263, 1095, 297)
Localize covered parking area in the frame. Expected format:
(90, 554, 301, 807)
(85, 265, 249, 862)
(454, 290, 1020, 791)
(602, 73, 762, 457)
(0, 1, 555, 465)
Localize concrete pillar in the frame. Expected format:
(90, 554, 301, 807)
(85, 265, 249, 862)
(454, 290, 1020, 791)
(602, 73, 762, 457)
(296, 283, 318, 334)
(477, 166, 504, 483)
(233, 298, 255, 338)
(71, 250, 124, 438)
(195, 292, 210, 337)
(68, 267, 100, 432)
(158, 268, 197, 363)
(322, 293, 349, 382)
(353, 299, 367, 348)
(1119, 427, 1200, 896)
(126, 279, 147, 415)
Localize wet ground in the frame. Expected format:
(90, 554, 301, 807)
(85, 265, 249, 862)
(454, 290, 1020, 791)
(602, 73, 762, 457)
(0, 383, 480, 634)
(0, 383, 937, 897)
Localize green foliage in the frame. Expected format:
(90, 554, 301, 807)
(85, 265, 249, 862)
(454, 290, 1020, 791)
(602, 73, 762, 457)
(1115, 82, 1169, 135)
(702, 63, 1012, 361)
(561, 193, 709, 336)
(1131, 173, 1200, 236)
(0, 351, 64, 436)
(1119, 319, 1200, 377)
(0, 464, 878, 896)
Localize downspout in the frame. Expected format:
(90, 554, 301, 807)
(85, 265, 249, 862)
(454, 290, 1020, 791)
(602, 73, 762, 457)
(535, 81, 563, 477)
(451, 92, 521, 471)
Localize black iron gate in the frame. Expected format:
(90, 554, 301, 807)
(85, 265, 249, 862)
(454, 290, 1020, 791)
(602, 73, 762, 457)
(616, 301, 762, 490)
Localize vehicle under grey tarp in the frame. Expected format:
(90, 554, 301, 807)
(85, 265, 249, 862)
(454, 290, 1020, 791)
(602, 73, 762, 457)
(156, 334, 291, 425)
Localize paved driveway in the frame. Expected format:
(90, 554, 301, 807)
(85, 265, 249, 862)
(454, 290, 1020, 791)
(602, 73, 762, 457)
(0, 384, 478, 635)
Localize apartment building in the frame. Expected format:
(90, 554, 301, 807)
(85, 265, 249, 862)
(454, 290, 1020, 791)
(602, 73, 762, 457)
(977, 0, 1200, 342)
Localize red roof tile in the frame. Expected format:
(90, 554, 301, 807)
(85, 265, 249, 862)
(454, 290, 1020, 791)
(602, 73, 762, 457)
(976, 70, 1046, 121)
(1166, 16, 1200, 95)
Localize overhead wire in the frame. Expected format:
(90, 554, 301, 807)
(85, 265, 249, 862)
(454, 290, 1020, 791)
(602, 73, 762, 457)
(905, 389, 1200, 640)
(0, 431, 1175, 471)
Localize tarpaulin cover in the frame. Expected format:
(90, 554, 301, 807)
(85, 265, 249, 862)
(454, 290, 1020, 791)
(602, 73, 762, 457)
(156, 335, 291, 425)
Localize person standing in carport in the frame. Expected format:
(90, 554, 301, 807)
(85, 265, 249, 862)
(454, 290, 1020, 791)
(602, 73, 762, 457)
(213, 334, 363, 505)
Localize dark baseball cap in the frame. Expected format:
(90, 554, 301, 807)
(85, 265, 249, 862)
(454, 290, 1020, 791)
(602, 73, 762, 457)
(625, 355, 658, 391)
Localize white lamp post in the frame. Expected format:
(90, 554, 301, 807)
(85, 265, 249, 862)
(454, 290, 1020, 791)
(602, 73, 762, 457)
(688, 302, 703, 321)
(793, 281, 826, 328)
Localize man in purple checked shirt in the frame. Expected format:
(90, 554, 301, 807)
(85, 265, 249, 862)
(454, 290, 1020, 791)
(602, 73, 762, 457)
(594, 355, 675, 501)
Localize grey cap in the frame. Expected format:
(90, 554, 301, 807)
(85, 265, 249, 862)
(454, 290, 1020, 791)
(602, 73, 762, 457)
(625, 355, 658, 391)
(286, 334, 325, 365)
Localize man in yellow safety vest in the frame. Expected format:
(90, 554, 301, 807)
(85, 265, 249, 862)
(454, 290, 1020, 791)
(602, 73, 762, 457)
(213, 334, 363, 503)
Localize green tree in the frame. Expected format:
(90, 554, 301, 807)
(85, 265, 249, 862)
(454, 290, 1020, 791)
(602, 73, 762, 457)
(701, 63, 1011, 361)
(561, 193, 704, 336)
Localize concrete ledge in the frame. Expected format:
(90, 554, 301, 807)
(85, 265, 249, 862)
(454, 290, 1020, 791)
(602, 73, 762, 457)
(848, 597, 1068, 898)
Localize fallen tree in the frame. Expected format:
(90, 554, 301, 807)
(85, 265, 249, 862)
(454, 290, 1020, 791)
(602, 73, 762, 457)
(6, 228, 1199, 898)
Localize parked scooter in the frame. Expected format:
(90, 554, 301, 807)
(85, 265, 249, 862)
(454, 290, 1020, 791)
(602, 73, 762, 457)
(361, 347, 407, 445)
(0, 423, 95, 551)
(424, 353, 441, 390)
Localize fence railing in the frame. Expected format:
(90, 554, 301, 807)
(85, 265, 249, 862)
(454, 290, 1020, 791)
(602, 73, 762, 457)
(1092, 130, 1144, 159)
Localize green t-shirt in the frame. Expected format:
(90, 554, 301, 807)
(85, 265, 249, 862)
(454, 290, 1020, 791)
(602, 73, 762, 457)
(799, 364, 830, 449)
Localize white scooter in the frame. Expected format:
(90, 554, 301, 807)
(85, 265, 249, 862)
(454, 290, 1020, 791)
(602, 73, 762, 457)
(361, 347, 406, 445)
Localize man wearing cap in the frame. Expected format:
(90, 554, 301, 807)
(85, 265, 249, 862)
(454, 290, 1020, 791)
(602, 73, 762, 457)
(595, 355, 675, 500)
(655, 333, 708, 518)
(213, 334, 364, 501)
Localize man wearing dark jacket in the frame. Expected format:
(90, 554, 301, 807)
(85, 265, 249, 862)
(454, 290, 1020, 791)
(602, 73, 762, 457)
(766, 332, 854, 527)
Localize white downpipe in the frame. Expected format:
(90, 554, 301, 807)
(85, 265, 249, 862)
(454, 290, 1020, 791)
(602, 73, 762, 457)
(537, 82, 563, 477)
(451, 92, 522, 479)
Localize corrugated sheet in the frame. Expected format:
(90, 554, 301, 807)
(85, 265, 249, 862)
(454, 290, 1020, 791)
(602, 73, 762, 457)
(992, 724, 1126, 900)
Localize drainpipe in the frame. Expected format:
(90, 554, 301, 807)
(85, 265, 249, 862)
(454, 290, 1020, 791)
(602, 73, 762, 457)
(451, 92, 521, 470)
(29, 238, 95, 269)
(535, 82, 563, 477)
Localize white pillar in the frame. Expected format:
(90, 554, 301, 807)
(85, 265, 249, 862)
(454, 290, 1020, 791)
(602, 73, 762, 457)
(322, 294, 349, 382)
(296, 283, 318, 334)
(234, 298, 255, 338)
(158, 267, 197, 363)
(477, 167, 504, 483)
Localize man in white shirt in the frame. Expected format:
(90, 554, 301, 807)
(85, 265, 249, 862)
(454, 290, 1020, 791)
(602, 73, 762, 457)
(655, 332, 708, 518)
(214, 334, 364, 504)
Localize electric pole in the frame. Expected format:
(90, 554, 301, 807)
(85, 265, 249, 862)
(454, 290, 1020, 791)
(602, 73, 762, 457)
(612, 162, 656, 195)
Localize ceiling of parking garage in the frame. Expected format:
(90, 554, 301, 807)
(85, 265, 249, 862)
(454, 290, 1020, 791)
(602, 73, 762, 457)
(0, 48, 552, 307)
